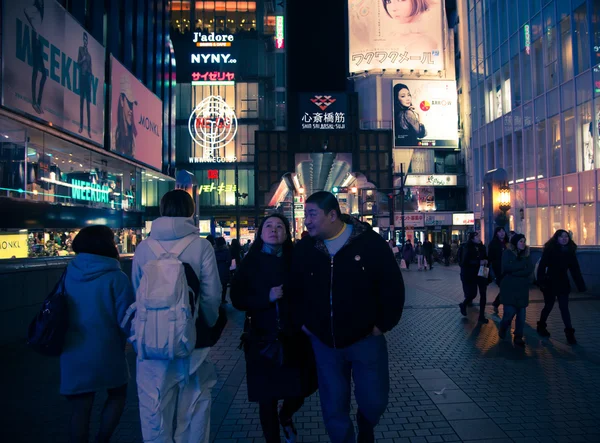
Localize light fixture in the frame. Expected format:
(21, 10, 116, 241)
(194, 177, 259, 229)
(298, 187, 305, 194)
(498, 183, 511, 212)
(566, 186, 573, 192)
(351, 186, 358, 194)
(332, 186, 339, 194)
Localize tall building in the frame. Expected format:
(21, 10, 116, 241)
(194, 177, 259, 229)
(169, 0, 286, 242)
(0, 0, 176, 259)
(457, 0, 600, 246)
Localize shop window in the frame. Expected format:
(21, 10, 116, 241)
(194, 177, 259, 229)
(532, 38, 544, 97)
(548, 115, 562, 177)
(526, 181, 536, 207)
(525, 208, 538, 246)
(536, 120, 547, 178)
(236, 83, 259, 119)
(565, 204, 578, 243)
(563, 109, 576, 174)
(538, 179, 549, 206)
(550, 205, 563, 236)
(573, 4, 590, 75)
(579, 170, 595, 203)
(536, 206, 549, 246)
(520, 50, 532, 103)
(560, 17, 574, 83)
(576, 101, 593, 171)
(550, 176, 563, 206)
(563, 174, 578, 204)
(581, 203, 596, 245)
(504, 135, 513, 183)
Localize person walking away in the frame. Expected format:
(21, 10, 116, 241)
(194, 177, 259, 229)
(442, 241, 451, 266)
(415, 241, 425, 271)
(498, 234, 534, 347)
(536, 230, 586, 344)
(293, 191, 405, 443)
(214, 237, 232, 304)
(458, 232, 490, 324)
(423, 239, 434, 270)
(402, 239, 414, 270)
(231, 214, 317, 443)
(60, 226, 134, 443)
(230, 238, 243, 274)
(489, 227, 509, 310)
(131, 190, 221, 443)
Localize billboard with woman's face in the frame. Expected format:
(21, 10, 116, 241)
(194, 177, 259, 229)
(348, 0, 444, 73)
(393, 80, 457, 148)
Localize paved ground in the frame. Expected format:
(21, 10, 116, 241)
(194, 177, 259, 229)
(3, 264, 600, 442)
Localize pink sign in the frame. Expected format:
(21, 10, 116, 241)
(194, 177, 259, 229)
(110, 56, 162, 170)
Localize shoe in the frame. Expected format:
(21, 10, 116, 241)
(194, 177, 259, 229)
(280, 418, 297, 443)
(478, 317, 489, 324)
(87, 130, 92, 138)
(498, 326, 507, 339)
(537, 321, 551, 337)
(565, 328, 577, 345)
(78, 127, 83, 134)
(459, 302, 467, 316)
(514, 336, 525, 347)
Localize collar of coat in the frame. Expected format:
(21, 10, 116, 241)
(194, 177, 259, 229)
(314, 215, 370, 256)
(507, 243, 530, 257)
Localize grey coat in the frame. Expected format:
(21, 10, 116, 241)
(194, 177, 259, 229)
(499, 245, 534, 308)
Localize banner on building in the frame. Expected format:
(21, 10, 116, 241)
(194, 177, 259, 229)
(394, 212, 424, 228)
(392, 80, 458, 148)
(1, 0, 105, 145)
(110, 56, 163, 170)
(298, 93, 348, 131)
(348, 0, 444, 73)
(453, 213, 475, 226)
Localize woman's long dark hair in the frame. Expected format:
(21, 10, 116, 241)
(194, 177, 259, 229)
(248, 213, 294, 267)
(544, 229, 577, 253)
(491, 227, 508, 245)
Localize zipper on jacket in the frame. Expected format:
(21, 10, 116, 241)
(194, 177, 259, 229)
(330, 256, 336, 349)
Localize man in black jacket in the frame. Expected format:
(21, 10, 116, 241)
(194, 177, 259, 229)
(292, 191, 405, 443)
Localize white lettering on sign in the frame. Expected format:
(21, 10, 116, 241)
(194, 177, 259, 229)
(188, 156, 238, 163)
(71, 179, 110, 203)
(404, 175, 458, 187)
(188, 96, 238, 162)
(191, 54, 237, 64)
(453, 213, 475, 226)
(193, 32, 235, 47)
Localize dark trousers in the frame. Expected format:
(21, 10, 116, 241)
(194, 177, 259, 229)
(310, 334, 389, 443)
(444, 256, 450, 266)
(259, 397, 305, 443)
(221, 281, 228, 303)
(540, 292, 573, 329)
(425, 253, 433, 269)
(79, 73, 91, 131)
(462, 279, 488, 319)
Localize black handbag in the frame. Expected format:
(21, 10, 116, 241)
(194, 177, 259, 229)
(258, 303, 285, 367)
(27, 270, 69, 356)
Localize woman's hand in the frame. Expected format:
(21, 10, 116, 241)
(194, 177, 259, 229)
(269, 285, 284, 302)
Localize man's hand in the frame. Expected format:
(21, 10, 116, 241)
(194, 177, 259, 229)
(371, 326, 383, 336)
(269, 285, 283, 302)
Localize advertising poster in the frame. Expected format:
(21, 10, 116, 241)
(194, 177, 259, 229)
(348, 0, 444, 73)
(392, 80, 458, 148)
(2, 0, 105, 145)
(298, 93, 348, 131)
(110, 56, 163, 170)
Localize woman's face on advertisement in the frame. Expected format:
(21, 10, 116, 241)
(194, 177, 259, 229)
(386, 0, 415, 22)
(398, 88, 412, 108)
(122, 94, 133, 126)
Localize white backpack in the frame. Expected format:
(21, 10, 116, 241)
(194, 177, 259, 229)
(121, 235, 198, 360)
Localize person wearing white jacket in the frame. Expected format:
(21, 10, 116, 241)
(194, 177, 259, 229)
(132, 189, 222, 443)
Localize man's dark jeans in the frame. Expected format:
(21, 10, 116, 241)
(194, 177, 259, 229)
(309, 334, 389, 443)
(461, 278, 488, 319)
(540, 291, 573, 329)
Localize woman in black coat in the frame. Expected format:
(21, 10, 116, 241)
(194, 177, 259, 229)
(536, 230, 586, 344)
(458, 231, 490, 324)
(231, 214, 317, 443)
(488, 227, 509, 310)
(214, 236, 232, 303)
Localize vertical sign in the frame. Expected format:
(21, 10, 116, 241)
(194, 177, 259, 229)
(276, 16, 285, 49)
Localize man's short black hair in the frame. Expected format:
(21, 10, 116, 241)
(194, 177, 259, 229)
(72, 225, 119, 260)
(305, 191, 341, 217)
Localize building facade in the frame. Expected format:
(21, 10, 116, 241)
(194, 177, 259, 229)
(169, 0, 286, 242)
(459, 0, 600, 246)
(0, 0, 176, 259)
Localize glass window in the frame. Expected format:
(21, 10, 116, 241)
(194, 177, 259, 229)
(581, 203, 596, 245)
(565, 204, 578, 242)
(505, 134, 514, 182)
(526, 181, 537, 207)
(538, 179, 549, 205)
(560, 17, 574, 82)
(514, 183, 525, 233)
(563, 108, 577, 174)
(536, 119, 547, 178)
(550, 176, 563, 206)
(564, 174, 578, 204)
(536, 206, 549, 246)
(521, 49, 533, 103)
(525, 207, 538, 246)
(474, 147, 481, 190)
(518, 0, 529, 26)
(549, 115, 562, 176)
(487, 142, 494, 171)
(236, 82, 259, 119)
(235, 124, 257, 163)
(496, 137, 504, 167)
(515, 130, 524, 181)
(592, 1, 600, 67)
(532, 38, 544, 96)
(580, 170, 596, 203)
(550, 205, 563, 234)
(577, 71, 593, 105)
(573, 4, 591, 75)
(547, 87, 560, 117)
(561, 80, 575, 110)
(511, 55, 521, 108)
(577, 101, 594, 171)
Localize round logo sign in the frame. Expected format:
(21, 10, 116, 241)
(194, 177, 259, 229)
(188, 96, 238, 157)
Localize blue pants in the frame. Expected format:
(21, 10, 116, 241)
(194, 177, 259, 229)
(309, 334, 389, 443)
(500, 305, 526, 337)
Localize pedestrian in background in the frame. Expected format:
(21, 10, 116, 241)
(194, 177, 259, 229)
(423, 239, 434, 270)
(59, 226, 134, 443)
(293, 191, 405, 443)
(402, 239, 414, 270)
(230, 238, 243, 273)
(132, 190, 221, 443)
(498, 234, 534, 347)
(214, 236, 232, 304)
(231, 214, 317, 443)
(415, 240, 425, 271)
(536, 230, 586, 344)
(458, 232, 490, 324)
(442, 241, 451, 266)
(489, 227, 509, 311)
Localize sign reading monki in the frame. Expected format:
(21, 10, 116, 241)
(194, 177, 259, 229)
(71, 179, 110, 203)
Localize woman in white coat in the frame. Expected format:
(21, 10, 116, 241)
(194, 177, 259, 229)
(132, 190, 222, 443)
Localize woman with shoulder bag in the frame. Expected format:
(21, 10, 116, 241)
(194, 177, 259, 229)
(536, 230, 586, 344)
(230, 214, 318, 443)
(498, 234, 534, 347)
(458, 232, 490, 324)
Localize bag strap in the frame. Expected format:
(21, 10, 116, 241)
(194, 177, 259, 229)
(168, 235, 197, 258)
(275, 301, 282, 332)
(147, 238, 168, 258)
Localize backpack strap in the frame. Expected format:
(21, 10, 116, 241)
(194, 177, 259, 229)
(147, 238, 168, 258)
(168, 235, 197, 258)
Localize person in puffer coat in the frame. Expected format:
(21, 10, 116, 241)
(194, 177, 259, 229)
(498, 234, 534, 347)
(132, 190, 222, 443)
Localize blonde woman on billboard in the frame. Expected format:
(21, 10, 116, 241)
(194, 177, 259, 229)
(394, 83, 426, 147)
(381, 0, 438, 50)
(113, 76, 138, 158)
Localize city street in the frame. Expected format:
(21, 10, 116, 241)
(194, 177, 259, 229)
(3, 264, 600, 443)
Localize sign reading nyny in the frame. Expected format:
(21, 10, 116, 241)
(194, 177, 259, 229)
(299, 93, 348, 131)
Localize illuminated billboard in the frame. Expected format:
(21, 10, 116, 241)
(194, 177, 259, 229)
(392, 80, 457, 148)
(348, 0, 444, 73)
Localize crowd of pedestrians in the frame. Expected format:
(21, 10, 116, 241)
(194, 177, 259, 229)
(47, 190, 405, 443)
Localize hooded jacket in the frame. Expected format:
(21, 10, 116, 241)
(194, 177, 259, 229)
(60, 253, 134, 395)
(499, 244, 534, 308)
(292, 216, 405, 349)
(132, 217, 221, 381)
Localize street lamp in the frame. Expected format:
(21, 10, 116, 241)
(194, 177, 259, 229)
(496, 182, 511, 228)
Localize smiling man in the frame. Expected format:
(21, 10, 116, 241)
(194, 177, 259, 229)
(292, 191, 405, 443)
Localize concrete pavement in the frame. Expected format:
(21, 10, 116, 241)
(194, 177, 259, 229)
(2, 264, 600, 442)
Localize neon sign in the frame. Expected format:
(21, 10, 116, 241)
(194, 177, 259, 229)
(276, 16, 285, 49)
(191, 71, 235, 85)
(198, 183, 238, 194)
(188, 96, 238, 163)
(524, 25, 531, 55)
(193, 32, 234, 47)
(70, 179, 111, 203)
(191, 54, 237, 64)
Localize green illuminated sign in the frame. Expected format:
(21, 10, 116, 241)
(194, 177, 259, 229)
(71, 179, 110, 203)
